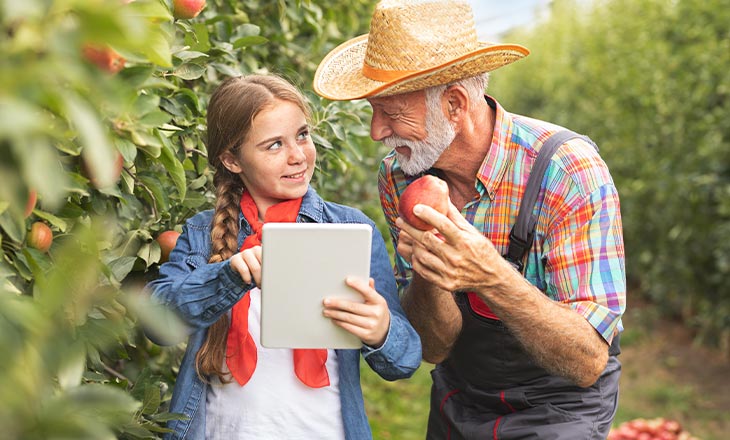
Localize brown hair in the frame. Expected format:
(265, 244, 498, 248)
(196, 74, 313, 382)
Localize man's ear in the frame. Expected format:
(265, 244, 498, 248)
(220, 151, 242, 174)
(444, 84, 469, 122)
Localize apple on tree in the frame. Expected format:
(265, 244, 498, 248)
(397, 174, 449, 231)
(157, 230, 181, 263)
(24, 189, 37, 218)
(172, 0, 206, 19)
(81, 43, 126, 74)
(27, 221, 53, 253)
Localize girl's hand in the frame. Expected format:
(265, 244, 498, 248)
(322, 277, 390, 348)
(229, 245, 263, 286)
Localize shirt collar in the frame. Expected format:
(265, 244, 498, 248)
(475, 95, 517, 201)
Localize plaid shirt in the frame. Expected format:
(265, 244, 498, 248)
(378, 96, 625, 342)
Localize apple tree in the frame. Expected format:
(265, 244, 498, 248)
(491, 0, 730, 349)
(0, 0, 382, 438)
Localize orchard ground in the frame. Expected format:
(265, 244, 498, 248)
(361, 297, 730, 440)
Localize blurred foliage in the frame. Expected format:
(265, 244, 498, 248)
(493, 0, 730, 352)
(0, 0, 382, 437)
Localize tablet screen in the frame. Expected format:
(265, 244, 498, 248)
(260, 222, 372, 349)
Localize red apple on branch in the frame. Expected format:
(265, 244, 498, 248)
(398, 174, 449, 230)
(81, 43, 126, 74)
(157, 230, 181, 263)
(172, 0, 206, 19)
(27, 222, 53, 253)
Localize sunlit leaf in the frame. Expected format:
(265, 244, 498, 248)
(63, 94, 118, 190)
(172, 63, 206, 80)
(57, 341, 86, 390)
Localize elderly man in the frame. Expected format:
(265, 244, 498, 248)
(314, 0, 626, 439)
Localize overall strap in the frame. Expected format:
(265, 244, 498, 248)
(503, 130, 595, 272)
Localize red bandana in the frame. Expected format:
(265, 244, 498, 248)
(225, 191, 330, 388)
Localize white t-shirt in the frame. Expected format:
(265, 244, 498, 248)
(205, 288, 345, 440)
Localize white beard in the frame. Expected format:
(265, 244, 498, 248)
(382, 95, 456, 176)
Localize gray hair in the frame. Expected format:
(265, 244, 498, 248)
(424, 73, 490, 111)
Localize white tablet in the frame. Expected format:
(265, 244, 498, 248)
(260, 222, 372, 349)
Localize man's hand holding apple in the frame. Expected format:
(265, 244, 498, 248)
(396, 201, 512, 296)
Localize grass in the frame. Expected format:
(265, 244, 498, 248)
(361, 361, 432, 440)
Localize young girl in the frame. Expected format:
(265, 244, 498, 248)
(146, 74, 422, 440)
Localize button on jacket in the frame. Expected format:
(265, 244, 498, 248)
(146, 186, 422, 440)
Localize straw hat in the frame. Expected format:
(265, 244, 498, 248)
(313, 0, 530, 101)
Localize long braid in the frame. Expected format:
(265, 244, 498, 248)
(195, 169, 244, 382)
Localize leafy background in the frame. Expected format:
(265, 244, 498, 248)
(1, 0, 728, 439)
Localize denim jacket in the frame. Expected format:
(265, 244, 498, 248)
(146, 186, 422, 440)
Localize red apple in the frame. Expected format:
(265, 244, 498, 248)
(81, 43, 126, 74)
(27, 222, 53, 252)
(157, 230, 181, 263)
(172, 0, 205, 19)
(24, 189, 37, 218)
(397, 174, 449, 230)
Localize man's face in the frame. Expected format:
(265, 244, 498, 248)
(368, 89, 456, 176)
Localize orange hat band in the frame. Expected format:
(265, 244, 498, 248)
(362, 63, 418, 82)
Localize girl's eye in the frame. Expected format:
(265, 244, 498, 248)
(297, 129, 310, 141)
(267, 140, 283, 150)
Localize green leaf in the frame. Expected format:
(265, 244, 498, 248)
(140, 382, 161, 415)
(238, 23, 262, 37)
(138, 174, 169, 217)
(32, 210, 68, 232)
(139, 110, 173, 128)
(120, 292, 187, 346)
(17, 137, 70, 210)
(131, 130, 163, 158)
(174, 50, 209, 62)
(232, 35, 269, 48)
(107, 256, 138, 283)
(140, 76, 178, 90)
(139, 27, 173, 67)
(158, 134, 187, 199)
(0, 97, 54, 138)
(133, 94, 162, 117)
(173, 88, 202, 114)
(0, 210, 25, 244)
(114, 138, 138, 164)
(63, 94, 118, 190)
(189, 23, 211, 52)
(57, 341, 86, 390)
(172, 63, 207, 80)
(137, 241, 161, 265)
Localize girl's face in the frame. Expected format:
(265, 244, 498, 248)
(221, 99, 316, 216)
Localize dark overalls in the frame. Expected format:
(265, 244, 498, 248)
(426, 292, 621, 440)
